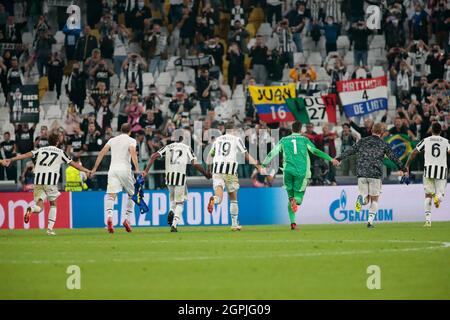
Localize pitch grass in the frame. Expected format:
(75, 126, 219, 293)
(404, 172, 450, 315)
(1, 222, 450, 300)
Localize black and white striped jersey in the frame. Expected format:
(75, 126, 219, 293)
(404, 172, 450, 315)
(158, 142, 196, 186)
(416, 135, 449, 180)
(31, 146, 72, 185)
(210, 134, 247, 175)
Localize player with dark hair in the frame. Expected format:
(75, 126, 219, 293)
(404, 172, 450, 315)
(405, 122, 450, 227)
(335, 123, 407, 228)
(142, 135, 212, 232)
(207, 122, 260, 231)
(6, 133, 91, 235)
(91, 123, 140, 234)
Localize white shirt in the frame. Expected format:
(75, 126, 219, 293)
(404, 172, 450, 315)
(107, 134, 137, 172)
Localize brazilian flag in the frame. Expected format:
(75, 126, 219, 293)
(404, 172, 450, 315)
(384, 134, 417, 169)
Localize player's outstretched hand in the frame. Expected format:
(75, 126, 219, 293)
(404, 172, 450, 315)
(331, 158, 340, 167)
(141, 171, 148, 178)
(90, 169, 97, 177)
(259, 166, 268, 175)
(2, 159, 11, 167)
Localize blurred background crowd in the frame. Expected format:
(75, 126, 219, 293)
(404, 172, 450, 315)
(0, 0, 449, 191)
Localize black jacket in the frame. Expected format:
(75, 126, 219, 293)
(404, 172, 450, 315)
(75, 35, 99, 61)
(66, 71, 88, 100)
(337, 135, 405, 179)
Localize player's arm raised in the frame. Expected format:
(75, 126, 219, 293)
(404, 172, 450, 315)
(91, 144, 110, 175)
(129, 145, 140, 174)
(8, 151, 33, 164)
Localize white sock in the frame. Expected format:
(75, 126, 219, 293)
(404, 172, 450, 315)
(424, 198, 432, 222)
(105, 194, 115, 219)
(368, 201, 378, 224)
(230, 201, 239, 226)
(125, 196, 134, 221)
(213, 196, 221, 205)
(169, 201, 176, 213)
(172, 203, 183, 228)
(31, 205, 42, 213)
(48, 206, 57, 230)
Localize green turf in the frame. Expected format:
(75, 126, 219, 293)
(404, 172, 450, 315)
(1, 222, 449, 299)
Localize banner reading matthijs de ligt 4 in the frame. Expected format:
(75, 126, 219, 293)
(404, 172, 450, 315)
(336, 75, 388, 118)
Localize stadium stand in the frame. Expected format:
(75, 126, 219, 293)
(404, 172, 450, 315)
(0, 0, 448, 192)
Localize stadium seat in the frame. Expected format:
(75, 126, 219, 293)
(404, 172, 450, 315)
(21, 32, 33, 45)
(142, 72, 155, 86)
(185, 85, 196, 95)
(185, 68, 196, 84)
(282, 68, 291, 82)
(307, 52, 323, 67)
(257, 23, 272, 37)
(316, 67, 331, 82)
(293, 52, 306, 65)
(155, 72, 172, 87)
(371, 66, 385, 77)
(174, 70, 189, 84)
(0, 106, 8, 118)
(245, 23, 256, 38)
(165, 56, 179, 76)
(42, 90, 57, 105)
(1, 122, 14, 137)
(370, 35, 385, 51)
(45, 105, 62, 120)
(222, 85, 232, 99)
(343, 50, 354, 65)
(265, 34, 278, 51)
(388, 95, 397, 109)
(336, 35, 350, 51)
(232, 84, 244, 99)
(83, 104, 95, 116)
(55, 31, 65, 44)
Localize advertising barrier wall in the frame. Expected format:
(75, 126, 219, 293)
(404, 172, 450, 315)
(1, 185, 449, 229)
(0, 192, 71, 229)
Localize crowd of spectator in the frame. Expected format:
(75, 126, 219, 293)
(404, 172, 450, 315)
(0, 0, 449, 190)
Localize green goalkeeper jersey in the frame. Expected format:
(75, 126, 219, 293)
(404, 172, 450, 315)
(262, 133, 333, 177)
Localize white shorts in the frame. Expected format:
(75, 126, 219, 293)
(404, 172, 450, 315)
(168, 185, 188, 203)
(213, 174, 240, 193)
(34, 185, 61, 203)
(423, 178, 447, 196)
(358, 178, 382, 198)
(106, 170, 135, 195)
